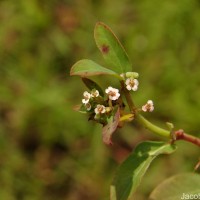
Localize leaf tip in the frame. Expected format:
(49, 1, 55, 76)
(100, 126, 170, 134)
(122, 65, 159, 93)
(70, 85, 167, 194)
(70, 61, 80, 76)
(94, 21, 109, 39)
(95, 21, 106, 28)
(70, 67, 74, 76)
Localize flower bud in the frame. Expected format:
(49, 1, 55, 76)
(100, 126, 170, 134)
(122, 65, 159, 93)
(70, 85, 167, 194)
(125, 72, 139, 79)
(105, 107, 112, 113)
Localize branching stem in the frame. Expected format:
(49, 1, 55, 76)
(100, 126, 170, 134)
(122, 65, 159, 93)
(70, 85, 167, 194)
(121, 83, 200, 148)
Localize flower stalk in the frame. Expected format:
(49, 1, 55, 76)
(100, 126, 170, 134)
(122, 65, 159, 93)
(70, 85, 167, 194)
(120, 81, 136, 113)
(137, 114, 171, 138)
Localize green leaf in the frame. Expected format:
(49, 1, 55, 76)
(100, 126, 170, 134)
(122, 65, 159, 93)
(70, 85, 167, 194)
(150, 173, 200, 200)
(70, 59, 117, 77)
(82, 78, 104, 97)
(94, 22, 132, 74)
(102, 107, 120, 145)
(110, 141, 177, 200)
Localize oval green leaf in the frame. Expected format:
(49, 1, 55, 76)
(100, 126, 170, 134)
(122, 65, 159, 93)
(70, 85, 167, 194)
(110, 141, 177, 200)
(150, 173, 200, 200)
(70, 59, 117, 77)
(94, 22, 132, 74)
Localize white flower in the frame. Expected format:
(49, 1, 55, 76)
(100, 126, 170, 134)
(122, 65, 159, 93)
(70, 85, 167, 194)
(85, 103, 91, 111)
(91, 89, 99, 98)
(105, 86, 120, 100)
(82, 91, 91, 104)
(125, 78, 139, 91)
(142, 100, 154, 112)
(94, 104, 106, 114)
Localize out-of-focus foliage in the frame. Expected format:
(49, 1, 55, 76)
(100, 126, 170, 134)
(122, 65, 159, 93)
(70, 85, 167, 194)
(150, 173, 200, 200)
(0, 0, 199, 199)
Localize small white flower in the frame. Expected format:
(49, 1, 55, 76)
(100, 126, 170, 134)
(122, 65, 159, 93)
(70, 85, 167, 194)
(85, 103, 91, 111)
(142, 100, 154, 112)
(82, 91, 91, 104)
(125, 78, 139, 91)
(91, 89, 99, 98)
(105, 86, 120, 100)
(94, 104, 106, 114)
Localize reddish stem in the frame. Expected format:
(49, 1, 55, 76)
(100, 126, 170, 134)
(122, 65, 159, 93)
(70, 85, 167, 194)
(175, 129, 200, 147)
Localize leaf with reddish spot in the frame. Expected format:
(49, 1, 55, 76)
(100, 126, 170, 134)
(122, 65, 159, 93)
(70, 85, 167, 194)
(70, 59, 118, 77)
(94, 22, 132, 74)
(102, 107, 120, 145)
(101, 44, 109, 53)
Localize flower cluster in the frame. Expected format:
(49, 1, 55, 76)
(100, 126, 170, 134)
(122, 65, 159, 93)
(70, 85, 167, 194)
(76, 70, 156, 146)
(121, 72, 154, 113)
(79, 73, 154, 129)
(80, 86, 122, 124)
(82, 89, 100, 111)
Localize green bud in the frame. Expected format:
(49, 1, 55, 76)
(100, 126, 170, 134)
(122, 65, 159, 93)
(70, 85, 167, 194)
(120, 114, 134, 122)
(105, 107, 112, 113)
(166, 122, 174, 131)
(125, 72, 139, 79)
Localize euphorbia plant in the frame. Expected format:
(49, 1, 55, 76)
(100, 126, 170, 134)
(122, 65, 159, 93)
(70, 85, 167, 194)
(70, 22, 200, 200)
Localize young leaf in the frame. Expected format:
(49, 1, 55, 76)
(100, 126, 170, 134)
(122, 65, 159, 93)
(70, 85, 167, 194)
(110, 141, 177, 200)
(73, 104, 87, 113)
(150, 173, 200, 200)
(82, 78, 104, 97)
(94, 22, 132, 74)
(70, 59, 117, 77)
(102, 107, 120, 145)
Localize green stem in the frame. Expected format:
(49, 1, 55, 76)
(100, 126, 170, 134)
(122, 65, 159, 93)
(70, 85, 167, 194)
(120, 81, 135, 112)
(137, 114, 171, 138)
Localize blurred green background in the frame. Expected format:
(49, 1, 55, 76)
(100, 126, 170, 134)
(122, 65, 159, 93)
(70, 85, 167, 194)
(0, 0, 200, 199)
